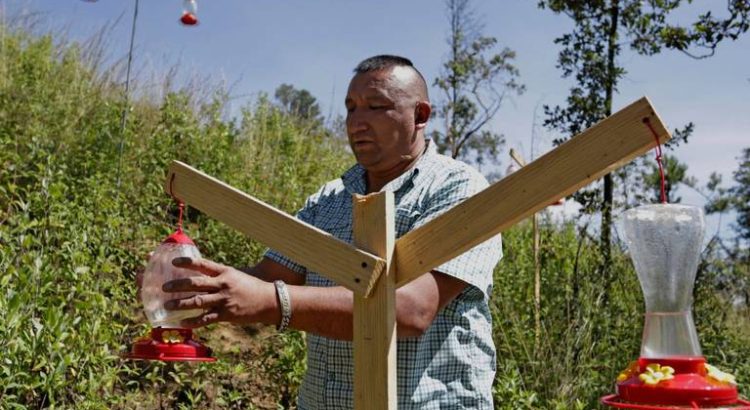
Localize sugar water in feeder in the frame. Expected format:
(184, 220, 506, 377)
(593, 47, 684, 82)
(627, 204, 704, 360)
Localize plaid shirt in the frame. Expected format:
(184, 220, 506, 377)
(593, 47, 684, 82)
(265, 140, 503, 409)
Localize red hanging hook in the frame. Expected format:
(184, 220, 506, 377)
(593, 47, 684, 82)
(643, 117, 667, 204)
(169, 173, 186, 232)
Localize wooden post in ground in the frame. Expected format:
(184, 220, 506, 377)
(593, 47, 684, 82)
(352, 193, 397, 410)
(509, 149, 542, 351)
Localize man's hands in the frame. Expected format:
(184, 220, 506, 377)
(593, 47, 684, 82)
(162, 257, 279, 328)
(154, 255, 466, 339)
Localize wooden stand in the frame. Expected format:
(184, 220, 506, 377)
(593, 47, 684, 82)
(353, 193, 397, 409)
(165, 97, 671, 409)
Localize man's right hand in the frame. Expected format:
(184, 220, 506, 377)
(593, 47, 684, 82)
(162, 257, 280, 328)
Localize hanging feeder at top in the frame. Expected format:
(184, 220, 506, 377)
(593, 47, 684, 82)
(180, 0, 199, 26)
(124, 202, 215, 362)
(601, 135, 747, 408)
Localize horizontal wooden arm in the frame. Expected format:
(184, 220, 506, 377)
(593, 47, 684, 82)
(165, 160, 386, 296)
(394, 96, 671, 287)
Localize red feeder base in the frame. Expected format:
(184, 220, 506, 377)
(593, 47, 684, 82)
(602, 394, 750, 409)
(180, 12, 198, 26)
(602, 357, 746, 409)
(124, 328, 215, 362)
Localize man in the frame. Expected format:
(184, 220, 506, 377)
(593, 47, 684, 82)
(163, 55, 503, 409)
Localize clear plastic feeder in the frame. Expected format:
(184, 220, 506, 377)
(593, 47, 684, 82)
(125, 228, 215, 362)
(602, 203, 745, 408)
(140, 231, 204, 328)
(622, 204, 704, 358)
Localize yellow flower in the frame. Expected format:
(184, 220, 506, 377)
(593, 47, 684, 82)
(705, 364, 737, 385)
(617, 361, 640, 382)
(162, 330, 184, 344)
(639, 363, 675, 386)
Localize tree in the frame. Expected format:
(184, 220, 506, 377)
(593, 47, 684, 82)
(274, 83, 322, 122)
(702, 149, 750, 300)
(643, 154, 688, 203)
(729, 148, 750, 245)
(538, 0, 750, 266)
(431, 0, 525, 170)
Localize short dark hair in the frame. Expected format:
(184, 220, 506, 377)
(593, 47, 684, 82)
(354, 55, 415, 73)
(353, 55, 429, 100)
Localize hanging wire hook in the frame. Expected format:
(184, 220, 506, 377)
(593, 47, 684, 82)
(115, 0, 140, 188)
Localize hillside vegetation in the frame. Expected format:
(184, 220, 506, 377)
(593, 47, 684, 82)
(1, 27, 748, 409)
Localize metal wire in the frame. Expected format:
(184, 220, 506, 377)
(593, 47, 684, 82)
(115, 0, 139, 188)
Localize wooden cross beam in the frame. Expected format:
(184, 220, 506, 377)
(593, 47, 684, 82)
(393, 97, 669, 286)
(165, 161, 387, 296)
(164, 96, 670, 410)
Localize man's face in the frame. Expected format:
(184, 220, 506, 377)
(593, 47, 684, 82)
(345, 68, 419, 173)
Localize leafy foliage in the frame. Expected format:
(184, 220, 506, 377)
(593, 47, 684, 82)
(431, 0, 524, 172)
(274, 84, 322, 124)
(705, 147, 750, 248)
(0, 27, 346, 409)
(729, 148, 750, 245)
(491, 217, 750, 408)
(643, 154, 688, 203)
(538, 0, 748, 266)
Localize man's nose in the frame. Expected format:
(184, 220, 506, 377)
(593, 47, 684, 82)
(347, 112, 368, 134)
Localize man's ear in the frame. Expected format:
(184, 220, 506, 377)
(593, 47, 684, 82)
(414, 101, 431, 131)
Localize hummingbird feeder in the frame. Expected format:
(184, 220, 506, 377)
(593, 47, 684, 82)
(601, 204, 748, 409)
(124, 200, 215, 362)
(180, 0, 199, 26)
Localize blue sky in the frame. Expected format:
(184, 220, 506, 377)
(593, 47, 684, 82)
(7, 0, 750, 237)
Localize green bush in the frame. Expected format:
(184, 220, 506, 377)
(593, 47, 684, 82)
(491, 217, 750, 408)
(0, 27, 345, 409)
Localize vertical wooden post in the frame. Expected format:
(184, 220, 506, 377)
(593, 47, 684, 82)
(532, 212, 541, 351)
(352, 192, 397, 410)
(510, 148, 542, 349)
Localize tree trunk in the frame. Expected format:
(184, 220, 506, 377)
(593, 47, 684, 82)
(449, 0, 461, 159)
(601, 0, 619, 268)
(602, 174, 613, 265)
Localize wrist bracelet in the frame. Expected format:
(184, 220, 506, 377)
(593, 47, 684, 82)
(274, 280, 292, 332)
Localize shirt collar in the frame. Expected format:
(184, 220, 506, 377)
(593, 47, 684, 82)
(341, 139, 437, 195)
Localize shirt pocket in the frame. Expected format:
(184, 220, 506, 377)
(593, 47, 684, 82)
(395, 206, 422, 238)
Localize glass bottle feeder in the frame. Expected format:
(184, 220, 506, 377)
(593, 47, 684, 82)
(602, 204, 747, 409)
(124, 204, 215, 362)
